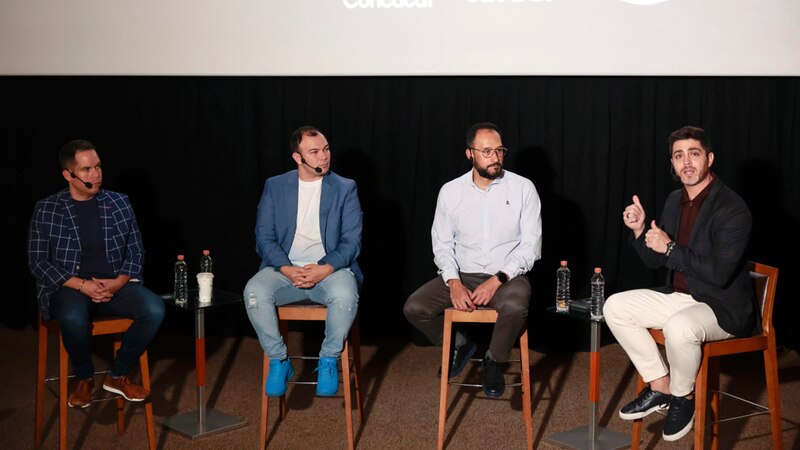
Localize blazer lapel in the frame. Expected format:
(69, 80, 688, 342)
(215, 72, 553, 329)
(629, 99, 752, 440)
(319, 175, 333, 241)
(97, 191, 113, 259)
(285, 174, 299, 243)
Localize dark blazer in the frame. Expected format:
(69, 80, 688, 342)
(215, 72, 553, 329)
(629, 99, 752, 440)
(632, 178, 757, 337)
(28, 189, 146, 319)
(254, 170, 363, 283)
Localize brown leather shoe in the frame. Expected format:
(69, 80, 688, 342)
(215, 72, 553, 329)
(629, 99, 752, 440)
(67, 378, 95, 408)
(102, 374, 149, 402)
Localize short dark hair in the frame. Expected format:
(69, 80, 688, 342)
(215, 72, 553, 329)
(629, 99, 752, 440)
(290, 125, 322, 153)
(466, 122, 501, 148)
(668, 126, 711, 156)
(59, 139, 96, 170)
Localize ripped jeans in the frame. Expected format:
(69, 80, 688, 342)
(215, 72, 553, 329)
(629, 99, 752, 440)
(244, 267, 359, 360)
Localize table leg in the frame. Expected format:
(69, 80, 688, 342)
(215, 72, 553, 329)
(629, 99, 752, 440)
(159, 306, 247, 439)
(545, 320, 630, 450)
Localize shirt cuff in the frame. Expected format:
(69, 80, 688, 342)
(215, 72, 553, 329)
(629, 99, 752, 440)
(439, 268, 460, 285)
(501, 265, 521, 280)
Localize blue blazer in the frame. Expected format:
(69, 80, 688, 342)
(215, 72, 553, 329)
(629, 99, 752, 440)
(255, 170, 363, 283)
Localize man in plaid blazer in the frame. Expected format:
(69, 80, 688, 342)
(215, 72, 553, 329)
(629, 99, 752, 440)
(27, 139, 164, 409)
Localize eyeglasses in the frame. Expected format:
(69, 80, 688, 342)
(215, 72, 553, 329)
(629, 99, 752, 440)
(469, 146, 508, 158)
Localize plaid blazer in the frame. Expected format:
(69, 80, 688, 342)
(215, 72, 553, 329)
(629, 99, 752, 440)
(27, 189, 145, 320)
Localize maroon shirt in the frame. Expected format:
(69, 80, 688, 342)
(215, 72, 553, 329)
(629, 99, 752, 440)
(672, 175, 715, 293)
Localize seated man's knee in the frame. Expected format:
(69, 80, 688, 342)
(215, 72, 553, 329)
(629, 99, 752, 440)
(602, 293, 627, 322)
(55, 306, 90, 331)
(144, 293, 166, 321)
(329, 289, 359, 312)
(244, 270, 280, 307)
(403, 291, 429, 320)
(497, 299, 528, 319)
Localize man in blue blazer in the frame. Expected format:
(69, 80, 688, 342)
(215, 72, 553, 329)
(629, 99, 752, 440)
(245, 125, 363, 397)
(604, 126, 757, 442)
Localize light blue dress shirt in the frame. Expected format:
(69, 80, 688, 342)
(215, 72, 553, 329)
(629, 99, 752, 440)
(431, 170, 542, 283)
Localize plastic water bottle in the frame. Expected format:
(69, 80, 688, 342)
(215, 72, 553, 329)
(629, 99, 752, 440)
(590, 267, 605, 320)
(199, 249, 213, 274)
(174, 255, 188, 304)
(555, 260, 570, 312)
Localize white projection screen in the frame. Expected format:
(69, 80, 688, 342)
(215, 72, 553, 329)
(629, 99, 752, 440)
(1, 0, 799, 76)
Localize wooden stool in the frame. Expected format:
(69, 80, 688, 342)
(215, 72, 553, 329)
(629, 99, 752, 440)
(260, 303, 363, 450)
(630, 262, 782, 449)
(438, 307, 533, 450)
(34, 316, 156, 450)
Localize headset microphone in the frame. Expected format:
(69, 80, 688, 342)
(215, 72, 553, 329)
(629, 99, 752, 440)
(69, 171, 93, 189)
(301, 157, 323, 174)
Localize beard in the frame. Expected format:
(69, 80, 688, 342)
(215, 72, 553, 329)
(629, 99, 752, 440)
(475, 162, 503, 180)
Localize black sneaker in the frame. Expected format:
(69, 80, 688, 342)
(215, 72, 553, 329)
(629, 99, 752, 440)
(437, 338, 477, 378)
(662, 394, 695, 442)
(481, 354, 505, 398)
(619, 387, 671, 420)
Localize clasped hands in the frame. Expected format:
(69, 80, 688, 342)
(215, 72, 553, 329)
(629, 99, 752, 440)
(80, 276, 127, 303)
(622, 194, 671, 254)
(448, 277, 502, 312)
(281, 263, 334, 289)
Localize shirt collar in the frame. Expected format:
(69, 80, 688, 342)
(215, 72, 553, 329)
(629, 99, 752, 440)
(681, 173, 715, 205)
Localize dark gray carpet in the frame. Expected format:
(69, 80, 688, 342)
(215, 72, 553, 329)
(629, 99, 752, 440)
(2, 324, 798, 449)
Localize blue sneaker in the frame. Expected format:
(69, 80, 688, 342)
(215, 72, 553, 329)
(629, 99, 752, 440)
(265, 358, 294, 397)
(315, 357, 339, 397)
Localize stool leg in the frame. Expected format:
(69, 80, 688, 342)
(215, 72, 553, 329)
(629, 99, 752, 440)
(113, 337, 125, 436)
(261, 354, 269, 450)
(764, 340, 783, 450)
(519, 329, 533, 450)
(139, 350, 155, 450)
(342, 338, 355, 450)
(58, 335, 68, 450)
(708, 357, 720, 450)
(35, 322, 48, 448)
(695, 355, 709, 450)
(278, 320, 289, 420)
(437, 311, 454, 450)
(351, 319, 363, 423)
(631, 375, 646, 450)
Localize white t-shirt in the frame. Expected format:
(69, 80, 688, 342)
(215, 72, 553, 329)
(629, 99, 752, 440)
(288, 178, 326, 266)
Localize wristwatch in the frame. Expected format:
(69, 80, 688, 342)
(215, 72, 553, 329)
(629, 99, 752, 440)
(664, 241, 676, 257)
(495, 271, 509, 284)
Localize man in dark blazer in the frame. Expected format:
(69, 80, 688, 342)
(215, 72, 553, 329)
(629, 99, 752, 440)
(245, 125, 363, 398)
(604, 125, 757, 442)
(28, 139, 164, 409)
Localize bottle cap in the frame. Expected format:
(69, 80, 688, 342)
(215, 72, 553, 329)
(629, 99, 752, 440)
(177, 255, 185, 260)
(202, 250, 210, 256)
(560, 260, 568, 266)
(594, 267, 602, 273)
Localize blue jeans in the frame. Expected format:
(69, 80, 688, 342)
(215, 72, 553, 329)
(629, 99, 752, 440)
(49, 282, 165, 379)
(244, 267, 359, 360)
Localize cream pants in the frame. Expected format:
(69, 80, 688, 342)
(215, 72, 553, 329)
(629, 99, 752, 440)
(603, 289, 732, 397)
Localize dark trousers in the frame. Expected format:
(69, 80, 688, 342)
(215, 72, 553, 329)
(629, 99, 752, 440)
(403, 272, 530, 362)
(49, 283, 165, 379)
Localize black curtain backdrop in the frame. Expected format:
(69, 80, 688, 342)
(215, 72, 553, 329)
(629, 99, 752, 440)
(6, 76, 800, 351)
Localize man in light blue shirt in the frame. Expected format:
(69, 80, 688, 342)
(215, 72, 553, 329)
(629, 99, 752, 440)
(404, 122, 542, 398)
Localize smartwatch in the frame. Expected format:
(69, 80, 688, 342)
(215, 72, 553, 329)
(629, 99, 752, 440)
(495, 271, 509, 284)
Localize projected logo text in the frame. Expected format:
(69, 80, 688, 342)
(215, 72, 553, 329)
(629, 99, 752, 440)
(343, 0, 433, 8)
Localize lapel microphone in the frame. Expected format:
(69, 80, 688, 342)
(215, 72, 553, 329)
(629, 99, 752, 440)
(69, 171, 93, 189)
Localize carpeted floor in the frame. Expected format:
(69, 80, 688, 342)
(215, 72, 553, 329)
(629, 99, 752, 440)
(1, 323, 799, 449)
